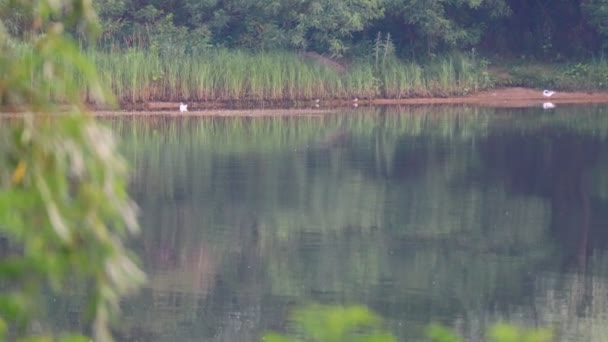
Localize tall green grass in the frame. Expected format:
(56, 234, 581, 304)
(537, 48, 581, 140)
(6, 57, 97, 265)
(11, 44, 494, 103)
(18, 43, 608, 104)
(90, 49, 348, 103)
(90, 48, 496, 103)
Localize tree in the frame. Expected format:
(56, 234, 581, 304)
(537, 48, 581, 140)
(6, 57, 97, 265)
(583, 0, 608, 54)
(375, 0, 510, 56)
(490, 0, 598, 58)
(107, 0, 384, 55)
(281, 0, 385, 56)
(0, 0, 144, 341)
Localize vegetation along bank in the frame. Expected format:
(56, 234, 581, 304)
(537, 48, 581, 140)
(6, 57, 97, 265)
(5, 0, 608, 106)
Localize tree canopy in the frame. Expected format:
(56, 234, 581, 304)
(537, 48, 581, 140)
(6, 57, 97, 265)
(88, 0, 607, 58)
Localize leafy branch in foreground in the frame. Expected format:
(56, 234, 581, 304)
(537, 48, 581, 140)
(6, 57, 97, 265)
(0, 0, 144, 341)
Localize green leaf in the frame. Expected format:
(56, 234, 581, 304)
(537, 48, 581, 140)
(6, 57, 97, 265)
(426, 324, 462, 342)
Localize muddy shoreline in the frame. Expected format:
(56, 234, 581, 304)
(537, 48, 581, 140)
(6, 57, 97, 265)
(113, 87, 608, 114)
(5, 87, 608, 117)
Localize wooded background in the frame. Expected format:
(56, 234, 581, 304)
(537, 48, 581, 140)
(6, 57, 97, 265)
(15, 0, 603, 59)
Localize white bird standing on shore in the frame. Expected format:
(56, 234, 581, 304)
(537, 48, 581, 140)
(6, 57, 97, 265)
(543, 90, 555, 97)
(179, 102, 188, 112)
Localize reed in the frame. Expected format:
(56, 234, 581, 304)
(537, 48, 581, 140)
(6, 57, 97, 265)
(11, 44, 494, 103)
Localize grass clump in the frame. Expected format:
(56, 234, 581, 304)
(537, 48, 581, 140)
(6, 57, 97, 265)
(92, 49, 348, 103)
(12, 43, 495, 104)
(492, 59, 608, 91)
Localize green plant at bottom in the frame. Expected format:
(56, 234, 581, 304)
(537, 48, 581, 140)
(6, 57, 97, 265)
(427, 323, 553, 342)
(262, 305, 396, 342)
(263, 305, 553, 342)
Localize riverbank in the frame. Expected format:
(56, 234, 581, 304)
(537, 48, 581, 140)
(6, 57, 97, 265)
(88, 49, 608, 105)
(100, 87, 608, 115)
(12, 45, 608, 108)
(87, 49, 491, 103)
(2, 87, 606, 117)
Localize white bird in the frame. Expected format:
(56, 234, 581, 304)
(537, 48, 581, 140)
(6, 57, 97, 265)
(543, 102, 555, 109)
(352, 97, 358, 102)
(179, 102, 188, 112)
(543, 90, 555, 97)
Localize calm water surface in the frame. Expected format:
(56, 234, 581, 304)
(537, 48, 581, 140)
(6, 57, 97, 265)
(104, 105, 608, 341)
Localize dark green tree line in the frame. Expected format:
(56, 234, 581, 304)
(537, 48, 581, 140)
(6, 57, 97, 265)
(86, 0, 608, 58)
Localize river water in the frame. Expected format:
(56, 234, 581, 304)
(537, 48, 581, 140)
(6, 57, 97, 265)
(98, 105, 608, 341)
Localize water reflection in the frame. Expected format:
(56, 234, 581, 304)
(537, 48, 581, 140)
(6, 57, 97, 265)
(106, 105, 608, 341)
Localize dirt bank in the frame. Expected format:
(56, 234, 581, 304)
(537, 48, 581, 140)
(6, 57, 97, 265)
(375, 87, 608, 107)
(113, 87, 608, 113)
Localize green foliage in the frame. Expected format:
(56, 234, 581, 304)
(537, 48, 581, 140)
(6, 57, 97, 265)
(493, 60, 608, 90)
(94, 0, 383, 56)
(583, 0, 608, 51)
(426, 324, 462, 342)
(7, 0, 608, 59)
(380, 0, 511, 55)
(0, 0, 143, 341)
(488, 324, 553, 342)
(427, 323, 553, 342)
(286, 0, 385, 57)
(373, 32, 395, 68)
(53, 48, 492, 102)
(0, 0, 32, 36)
(262, 305, 396, 342)
(263, 305, 553, 342)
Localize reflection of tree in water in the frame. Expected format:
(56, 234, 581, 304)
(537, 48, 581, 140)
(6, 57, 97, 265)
(478, 130, 607, 270)
(348, 111, 608, 340)
(123, 197, 266, 340)
(109, 107, 608, 341)
(469, 124, 608, 341)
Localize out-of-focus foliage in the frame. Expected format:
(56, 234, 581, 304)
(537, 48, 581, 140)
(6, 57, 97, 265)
(426, 324, 462, 342)
(0, 0, 143, 341)
(263, 305, 396, 342)
(487, 324, 553, 342)
(427, 323, 553, 342)
(262, 305, 552, 342)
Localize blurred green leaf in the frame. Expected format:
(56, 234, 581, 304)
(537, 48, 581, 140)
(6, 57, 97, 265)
(262, 304, 396, 342)
(57, 334, 90, 342)
(261, 332, 294, 342)
(426, 323, 462, 342)
(488, 324, 553, 342)
(0, 1, 142, 341)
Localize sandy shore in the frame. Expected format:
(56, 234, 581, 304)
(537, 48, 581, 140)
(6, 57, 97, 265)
(4, 87, 608, 117)
(373, 87, 608, 106)
(115, 87, 608, 114)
